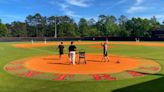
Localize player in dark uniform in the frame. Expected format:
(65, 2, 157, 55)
(101, 40, 109, 62)
(58, 42, 64, 63)
(68, 41, 77, 65)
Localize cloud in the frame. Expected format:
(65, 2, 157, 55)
(58, 3, 81, 18)
(135, 0, 144, 5)
(117, 0, 129, 5)
(105, 0, 128, 12)
(49, 1, 81, 17)
(127, 0, 146, 14)
(142, 14, 164, 19)
(127, 6, 147, 13)
(65, 0, 92, 7)
(155, 15, 164, 23)
(110, 0, 128, 8)
(156, 14, 164, 19)
(58, 2, 98, 20)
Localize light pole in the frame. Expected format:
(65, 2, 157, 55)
(54, 16, 57, 38)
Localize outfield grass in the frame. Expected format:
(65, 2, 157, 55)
(0, 42, 164, 92)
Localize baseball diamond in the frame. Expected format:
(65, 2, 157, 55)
(1, 0, 164, 91)
(1, 40, 164, 92)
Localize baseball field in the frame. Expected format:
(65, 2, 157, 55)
(1, 41, 164, 92)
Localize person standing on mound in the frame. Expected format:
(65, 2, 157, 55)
(101, 40, 109, 62)
(68, 41, 77, 65)
(57, 42, 65, 63)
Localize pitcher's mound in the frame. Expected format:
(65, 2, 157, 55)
(24, 54, 157, 74)
(4, 54, 161, 81)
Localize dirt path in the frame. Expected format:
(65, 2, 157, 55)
(13, 41, 164, 48)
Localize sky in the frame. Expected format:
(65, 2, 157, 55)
(0, 0, 164, 23)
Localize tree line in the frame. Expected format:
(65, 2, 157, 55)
(0, 13, 164, 37)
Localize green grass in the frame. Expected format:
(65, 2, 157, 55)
(0, 42, 164, 92)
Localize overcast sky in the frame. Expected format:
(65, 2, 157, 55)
(0, 0, 164, 23)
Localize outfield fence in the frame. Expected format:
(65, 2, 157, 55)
(0, 37, 164, 42)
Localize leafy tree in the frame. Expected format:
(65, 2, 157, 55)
(118, 15, 129, 37)
(26, 13, 46, 37)
(126, 17, 155, 37)
(47, 16, 59, 37)
(88, 18, 96, 26)
(105, 15, 118, 36)
(150, 16, 161, 30)
(79, 18, 89, 37)
(0, 19, 2, 24)
(5, 23, 12, 36)
(96, 15, 107, 36)
(0, 23, 8, 37)
(10, 21, 27, 37)
(47, 16, 77, 37)
(162, 21, 164, 29)
(1, 14, 164, 38)
(87, 18, 99, 37)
